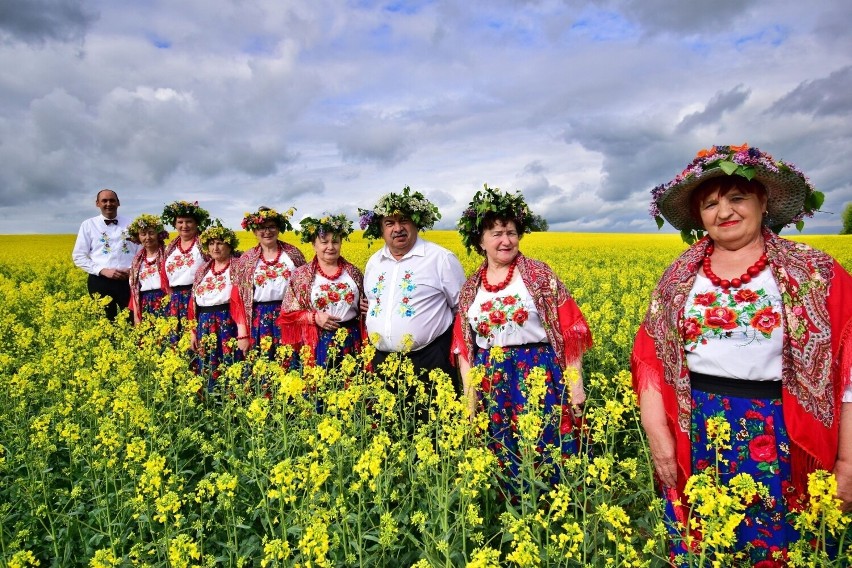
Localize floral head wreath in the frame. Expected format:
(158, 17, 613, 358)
(199, 219, 239, 254)
(457, 184, 535, 254)
(358, 186, 441, 242)
(650, 143, 824, 244)
(161, 200, 211, 231)
(297, 213, 354, 244)
(241, 206, 295, 232)
(126, 214, 169, 244)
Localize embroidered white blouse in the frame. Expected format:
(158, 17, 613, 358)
(466, 276, 547, 350)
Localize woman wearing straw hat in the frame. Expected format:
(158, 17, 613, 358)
(632, 144, 852, 562)
(453, 185, 592, 487)
(231, 206, 306, 360)
(278, 213, 364, 368)
(189, 221, 243, 392)
(126, 214, 171, 324)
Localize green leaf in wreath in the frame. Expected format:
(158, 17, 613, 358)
(719, 160, 738, 175)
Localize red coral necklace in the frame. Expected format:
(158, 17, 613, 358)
(177, 236, 197, 255)
(211, 260, 230, 276)
(703, 244, 767, 290)
(261, 243, 283, 266)
(481, 256, 518, 293)
(316, 258, 343, 281)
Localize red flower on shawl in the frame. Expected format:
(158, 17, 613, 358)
(734, 289, 759, 303)
(750, 307, 781, 335)
(693, 292, 717, 306)
(512, 308, 529, 325)
(704, 307, 738, 330)
(749, 434, 777, 462)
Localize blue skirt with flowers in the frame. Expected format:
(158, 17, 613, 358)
(251, 300, 282, 359)
(665, 386, 798, 565)
(316, 318, 361, 368)
(474, 343, 579, 487)
(140, 289, 169, 319)
(196, 304, 243, 392)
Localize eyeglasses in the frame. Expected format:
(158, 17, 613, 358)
(258, 226, 278, 234)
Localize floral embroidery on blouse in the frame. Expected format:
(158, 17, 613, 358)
(472, 294, 530, 340)
(314, 282, 355, 310)
(139, 260, 159, 281)
(99, 232, 111, 255)
(683, 286, 782, 351)
(397, 270, 416, 317)
(370, 273, 386, 317)
(254, 262, 292, 287)
(166, 251, 196, 275)
(196, 272, 228, 296)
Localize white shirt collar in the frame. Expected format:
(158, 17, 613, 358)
(379, 235, 425, 261)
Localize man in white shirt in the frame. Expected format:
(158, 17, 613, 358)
(360, 187, 466, 396)
(72, 189, 139, 320)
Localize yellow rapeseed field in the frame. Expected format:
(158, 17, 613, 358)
(0, 231, 849, 566)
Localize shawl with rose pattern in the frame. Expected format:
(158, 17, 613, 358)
(452, 253, 592, 368)
(276, 256, 365, 350)
(632, 227, 852, 497)
(231, 241, 306, 329)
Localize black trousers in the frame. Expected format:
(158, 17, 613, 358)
(87, 273, 131, 321)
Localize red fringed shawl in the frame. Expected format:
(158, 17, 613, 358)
(452, 253, 593, 368)
(231, 241, 306, 326)
(276, 257, 365, 351)
(631, 228, 852, 498)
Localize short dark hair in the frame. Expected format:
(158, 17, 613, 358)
(474, 214, 524, 254)
(96, 188, 119, 201)
(688, 177, 766, 228)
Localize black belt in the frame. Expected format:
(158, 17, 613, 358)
(197, 302, 230, 315)
(504, 342, 550, 351)
(690, 371, 781, 399)
(172, 284, 192, 292)
(253, 300, 281, 308)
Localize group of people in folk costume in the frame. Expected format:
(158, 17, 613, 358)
(72, 144, 852, 563)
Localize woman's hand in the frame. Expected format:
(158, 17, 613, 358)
(191, 330, 199, 352)
(640, 389, 677, 488)
(237, 337, 250, 353)
(314, 311, 340, 331)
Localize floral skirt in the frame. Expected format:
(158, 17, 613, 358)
(251, 301, 282, 358)
(167, 286, 193, 345)
(316, 319, 361, 368)
(665, 387, 798, 565)
(196, 304, 243, 392)
(140, 289, 169, 319)
(474, 343, 579, 486)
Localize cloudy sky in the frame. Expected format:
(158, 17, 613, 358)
(1, 0, 851, 234)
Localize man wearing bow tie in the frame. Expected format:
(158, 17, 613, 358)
(72, 189, 139, 320)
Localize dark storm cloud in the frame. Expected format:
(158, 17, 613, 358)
(768, 66, 852, 117)
(676, 85, 750, 132)
(0, 0, 98, 44)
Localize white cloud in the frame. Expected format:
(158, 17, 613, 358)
(0, 0, 849, 235)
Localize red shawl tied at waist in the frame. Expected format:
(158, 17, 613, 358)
(452, 253, 593, 368)
(229, 241, 306, 334)
(128, 246, 171, 316)
(631, 227, 852, 496)
(276, 257, 365, 350)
